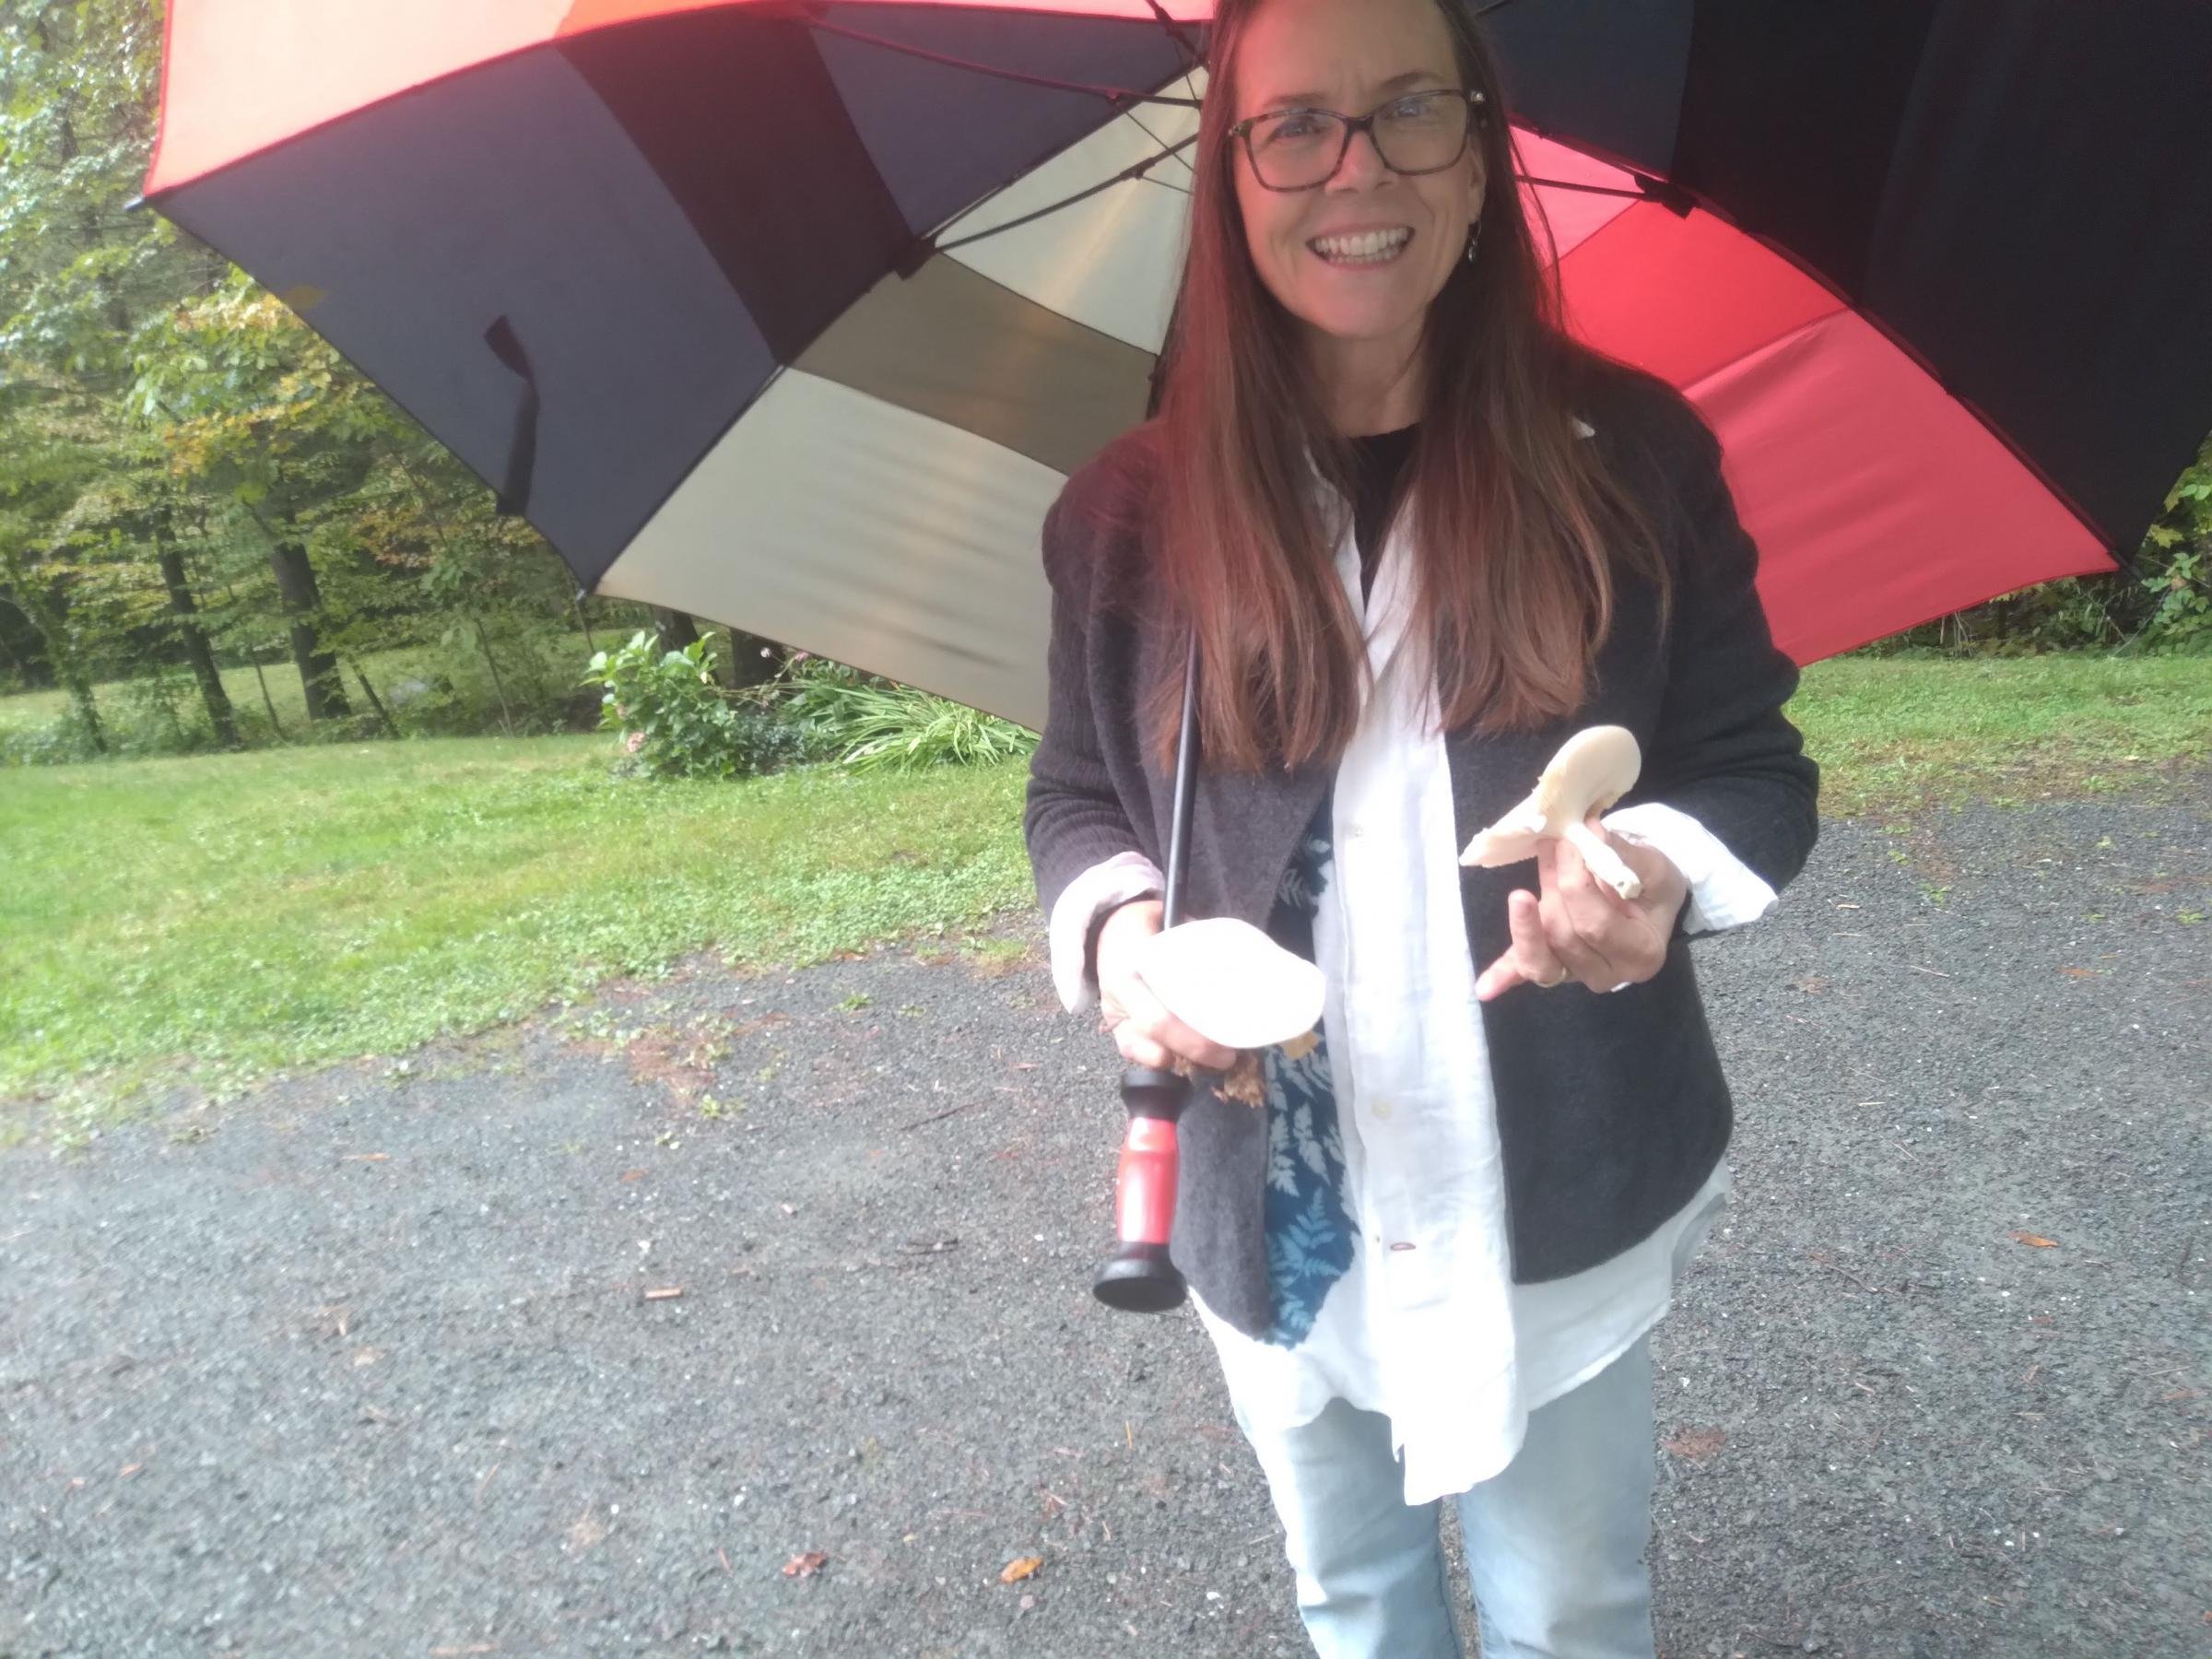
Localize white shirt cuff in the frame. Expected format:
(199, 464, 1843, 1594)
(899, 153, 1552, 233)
(1600, 802, 1778, 937)
(1048, 851, 1167, 1014)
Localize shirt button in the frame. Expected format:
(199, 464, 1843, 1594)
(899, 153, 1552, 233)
(1370, 1100, 1392, 1120)
(1389, 1241, 1417, 1253)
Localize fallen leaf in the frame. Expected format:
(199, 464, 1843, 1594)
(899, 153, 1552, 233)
(2009, 1232, 2059, 1248)
(117, 1463, 141, 1477)
(642, 1286, 685, 1301)
(566, 1507, 608, 1552)
(782, 1550, 829, 1578)
(2061, 968, 2100, 980)
(1662, 1427, 1727, 1461)
(2161, 1388, 2199, 1403)
(1000, 1555, 1044, 1583)
(619, 1169, 645, 1182)
(1789, 976, 1831, 994)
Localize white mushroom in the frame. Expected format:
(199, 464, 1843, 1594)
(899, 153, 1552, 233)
(1458, 725, 1646, 900)
(1132, 916, 1324, 1052)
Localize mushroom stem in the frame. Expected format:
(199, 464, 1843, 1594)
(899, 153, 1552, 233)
(1561, 818, 1643, 901)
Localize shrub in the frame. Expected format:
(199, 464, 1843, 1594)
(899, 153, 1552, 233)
(579, 631, 801, 779)
(780, 656, 1037, 771)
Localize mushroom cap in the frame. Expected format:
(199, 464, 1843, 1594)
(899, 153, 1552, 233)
(1531, 725, 1641, 822)
(1460, 725, 1643, 868)
(1133, 917, 1325, 1052)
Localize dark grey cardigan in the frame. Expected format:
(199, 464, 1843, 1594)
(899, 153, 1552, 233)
(1023, 362, 1820, 1340)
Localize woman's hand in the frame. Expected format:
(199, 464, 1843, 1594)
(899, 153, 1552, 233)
(1474, 815, 1690, 1001)
(1094, 899, 1243, 1073)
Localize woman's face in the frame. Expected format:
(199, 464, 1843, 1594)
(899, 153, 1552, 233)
(1229, 0, 1485, 384)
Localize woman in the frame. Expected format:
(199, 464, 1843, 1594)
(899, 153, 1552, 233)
(1023, 0, 1818, 1652)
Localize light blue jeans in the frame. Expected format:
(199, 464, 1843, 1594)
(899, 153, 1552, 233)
(1228, 1333, 1658, 1658)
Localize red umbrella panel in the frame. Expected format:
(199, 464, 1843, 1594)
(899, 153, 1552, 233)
(146, 0, 2212, 726)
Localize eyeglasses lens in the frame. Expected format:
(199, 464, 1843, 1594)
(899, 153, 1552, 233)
(1248, 93, 1469, 190)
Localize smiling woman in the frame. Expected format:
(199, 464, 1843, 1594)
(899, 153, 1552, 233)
(1022, 0, 1824, 1651)
(1141, 0, 1677, 779)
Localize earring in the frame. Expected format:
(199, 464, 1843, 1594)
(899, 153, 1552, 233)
(1465, 218, 1484, 265)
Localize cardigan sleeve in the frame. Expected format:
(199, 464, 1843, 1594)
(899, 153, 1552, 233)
(1616, 413, 1820, 908)
(1023, 487, 1159, 999)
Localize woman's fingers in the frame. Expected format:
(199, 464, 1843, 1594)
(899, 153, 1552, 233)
(1475, 887, 1568, 1001)
(1101, 965, 1241, 1073)
(1535, 837, 1629, 990)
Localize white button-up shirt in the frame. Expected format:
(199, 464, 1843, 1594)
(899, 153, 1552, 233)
(1050, 450, 1780, 1506)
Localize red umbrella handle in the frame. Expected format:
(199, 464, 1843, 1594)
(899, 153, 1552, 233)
(1092, 1065, 1191, 1312)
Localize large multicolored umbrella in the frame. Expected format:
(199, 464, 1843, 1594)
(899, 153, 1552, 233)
(144, 1, 2212, 726)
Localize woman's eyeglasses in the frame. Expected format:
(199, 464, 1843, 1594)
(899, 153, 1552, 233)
(1230, 88, 1486, 193)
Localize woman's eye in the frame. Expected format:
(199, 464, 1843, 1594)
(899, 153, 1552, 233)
(1268, 113, 1327, 143)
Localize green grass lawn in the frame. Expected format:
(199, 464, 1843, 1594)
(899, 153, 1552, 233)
(0, 654, 2205, 1112)
(0, 735, 1034, 1109)
(1787, 653, 2209, 816)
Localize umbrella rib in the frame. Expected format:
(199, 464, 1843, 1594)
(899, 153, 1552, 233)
(934, 135, 1199, 254)
(805, 16, 1201, 108)
(1122, 107, 1196, 180)
(1139, 0, 1208, 114)
(1517, 174, 1663, 201)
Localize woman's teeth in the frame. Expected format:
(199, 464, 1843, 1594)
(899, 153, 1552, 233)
(1311, 229, 1411, 265)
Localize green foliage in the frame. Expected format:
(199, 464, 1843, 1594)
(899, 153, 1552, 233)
(0, 0, 187, 384)
(0, 629, 618, 762)
(580, 630, 802, 779)
(781, 655, 1039, 771)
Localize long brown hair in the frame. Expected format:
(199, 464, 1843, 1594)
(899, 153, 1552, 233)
(1140, 0, 1674, 774)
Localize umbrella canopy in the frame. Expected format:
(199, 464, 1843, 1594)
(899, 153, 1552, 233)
(146, 1, 2212, 727)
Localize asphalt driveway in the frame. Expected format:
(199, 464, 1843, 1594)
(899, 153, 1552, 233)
(4, 778, 2207, 1657)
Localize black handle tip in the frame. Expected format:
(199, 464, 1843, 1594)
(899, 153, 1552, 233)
(1093, 1243, 1186, 1313)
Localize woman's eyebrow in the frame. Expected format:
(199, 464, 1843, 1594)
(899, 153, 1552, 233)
(1257, 68, 1446, 112)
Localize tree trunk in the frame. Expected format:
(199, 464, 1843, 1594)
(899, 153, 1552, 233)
(723, 627, 780, 690)
(471, 613, 516, 733)
(350, 660, 401, 737)
(266, 534, 351, 721)
(156, 532, 240, 749)
(651, 608, 700, 654)
(2, 556, 105, 752)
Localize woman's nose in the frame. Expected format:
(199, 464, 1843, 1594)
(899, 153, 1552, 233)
(1324, 124, 1394, 191)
